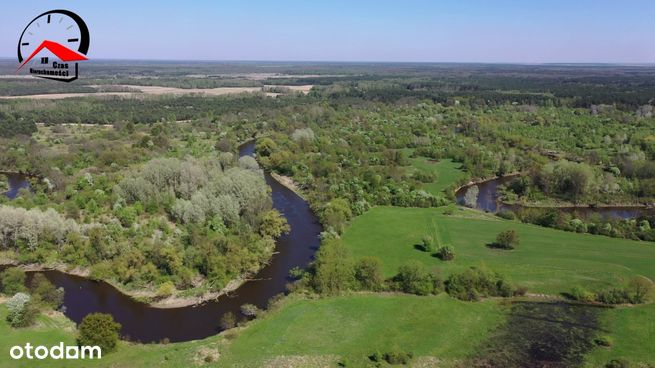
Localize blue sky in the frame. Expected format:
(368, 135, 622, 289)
(1, 0, 653, 63)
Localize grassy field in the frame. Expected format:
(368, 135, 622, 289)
(1, 294, 653, 367)
(214, 294, 503, 367)
(341, 206, 655, 294)
(408, 157, 467, 196)
(584, 303, 655, 367)
(0, 295, 502, 367)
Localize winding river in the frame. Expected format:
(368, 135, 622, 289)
(455, 175, 654, 220)
(3, 141, 322, 343)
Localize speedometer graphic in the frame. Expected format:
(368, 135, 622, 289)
(16, 9, 90, 82)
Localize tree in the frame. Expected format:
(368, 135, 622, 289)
(544, 161, 595, 203)
(312, 239, 355, 295)
(354, 257, 384, 291)
(291, 128, 315, 143)
(628, 276, 653, 304)
(463, 185, 479, 208)
(494, 230, 520, 250)
(238, 156, 260, 172)
(256, 138, 278, 157)
(258, 210, 290, 238)
(29, 274, 64, 309)
(393, 261, 438, 296)
(5, 292, 38, 328)
(320, 198, 352, 234)
(0, 268, 26, 295)
(78, 313, 122, 353)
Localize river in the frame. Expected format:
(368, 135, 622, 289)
(455, 175, 654, 220)
(4, 141, 322, 343)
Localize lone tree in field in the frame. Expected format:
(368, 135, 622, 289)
(494, 229, 520, 250)
(78, 313, 121, 353)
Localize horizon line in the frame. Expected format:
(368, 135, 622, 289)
(0, 56, 654, 66)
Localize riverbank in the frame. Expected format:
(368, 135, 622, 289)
(456, 172, 654, 213)
(270, 172, 305, 200)
(1, 256, 274, 308)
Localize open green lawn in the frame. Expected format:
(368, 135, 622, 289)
(341, 206, 655, 294)
(584, 303, 655, 367)
(409, 157, 467, 196)
(219, 294, 503, 367)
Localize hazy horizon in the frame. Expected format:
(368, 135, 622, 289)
(1, 0, 654, 63)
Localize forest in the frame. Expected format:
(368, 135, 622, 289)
(1, 62, 654, 367)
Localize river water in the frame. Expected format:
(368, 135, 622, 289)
(455, 176, 654, 220)
(4, 141, 322, 343)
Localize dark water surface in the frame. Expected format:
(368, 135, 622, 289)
(456, 176, 654, 220)
(12, 141, 322, 343)
(3, 172, 32, 199)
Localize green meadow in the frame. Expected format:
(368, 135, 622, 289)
(0, 295, 502, 368)
(341, 206, 655, 295)
(2, 295, 654, 367)
(409, 157, 467, 196)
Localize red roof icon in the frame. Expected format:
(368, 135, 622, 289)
(17, 40, 88, 71)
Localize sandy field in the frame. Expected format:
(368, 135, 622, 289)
(0, 84, 313, 100)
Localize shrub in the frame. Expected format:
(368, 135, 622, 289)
(0, 268, 27, 295)
(493, 229, 520, 249)
(605, 359, 630, 368)
(220, 312, 237, 330)
(418, 235, 436, 253)
(435, 245, 455, 261)
(77, 313, 121, 353)
(392, 261, 440, 296)
(497, 211, 516, 220)
(6, 292, 38, 328)
(354, 257, 385, 291)
(240, 304, 261, 317)
(569, 286, 596, 303)
(155, 281, 176, 299)
(370, 348, 413, 365)
(627, 276, 653, 304)
(597, 288, 630, 305)
(445, 267, 515, 301)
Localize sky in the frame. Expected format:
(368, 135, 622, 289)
(0, 0, 653, 63)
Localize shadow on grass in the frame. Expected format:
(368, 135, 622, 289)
(485, 242, 513, 250)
